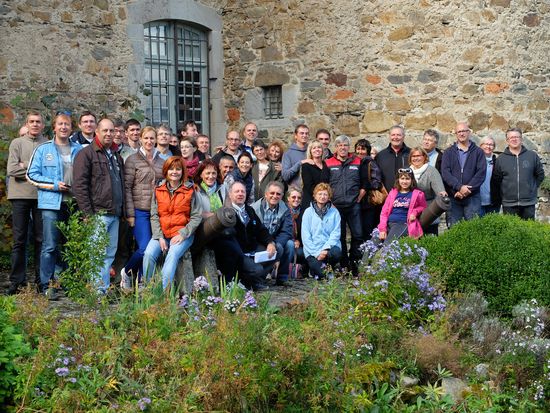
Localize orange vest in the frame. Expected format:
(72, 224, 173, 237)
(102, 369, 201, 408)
(155, 183, 193, 239)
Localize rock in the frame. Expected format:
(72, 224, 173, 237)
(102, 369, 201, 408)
(261, 46, 283, 62)
(474, 363, 489, 379)
(326, 72, 347, 87)
(401, 375, 419, 388)
(365, 74, 382, 85)
(192, 249, 220, 294)
(91, 46, 111, 61)
(417, 70, 446, 84)
(301, 81, 321, 91)
(227, 108, 240, 121)
(94, 0, 109, 11)
(523, 13, 540, 27)
(174, 251, 195, 296)
(335, 114, 360, 136)
(0, 104, 15, 124)
(484, 82, 509, 94)
(386, 97, 411, 112)
(462, 48, 483, 64)
(468, 112, 490, 131)
(251, 35, 265, 49)
(297, 101, 315, 114)
(490, 0, 510, 7)
(388, 27, 414, 41)
(255, 64, 289, 86)
(441, 377, 468, 402)
(404, 113, 436, 130)
(332, 90, 354, 100)
(489, 114, 508, 130)
(362, 111, 395, 133)
(239, 49, 256, 63)
(387, 75, 412, 84)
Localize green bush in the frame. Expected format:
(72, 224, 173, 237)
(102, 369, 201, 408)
(417, 214, 550, 315)
(0, 297, 32, 406)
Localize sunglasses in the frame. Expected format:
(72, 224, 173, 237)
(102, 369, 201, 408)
(398, 168, 413, 174)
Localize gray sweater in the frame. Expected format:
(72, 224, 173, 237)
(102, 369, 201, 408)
(412, 164, 445, 204)
(7, 134, 48, 199)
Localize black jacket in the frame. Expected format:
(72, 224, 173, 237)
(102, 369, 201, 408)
(375, 144, 411, 191)
(228, 205, 273, 253)
(492, 146, 545, 207)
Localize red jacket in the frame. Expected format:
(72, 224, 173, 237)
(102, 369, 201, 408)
(155, 183, 193, 239)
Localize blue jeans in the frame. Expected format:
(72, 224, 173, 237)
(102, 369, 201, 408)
(94, 215, 120, 294)
(40, 205, 70, 292)
(448, 193, 481, 227)
(480, 204, 500, 217)
(143, 234, 195, 289)
(306, 246, 342, 278)
(124, 209, 152, 277)
(275, 239, 295, 281)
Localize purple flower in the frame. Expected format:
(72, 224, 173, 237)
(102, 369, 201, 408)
(193, 276, 210, 292)
(242, 291, 258, 309)
(67, 377, 77, 383)
(55, 367, 70, 377)
(178, 295, 189, 308)
(137, 397, 151, 411)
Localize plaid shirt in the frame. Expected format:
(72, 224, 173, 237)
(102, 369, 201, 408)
(262, 203, 279, 235)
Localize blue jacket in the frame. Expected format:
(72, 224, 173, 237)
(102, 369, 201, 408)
(441, 141, 486, 196)
(251, 198, 293, 246)
(301, 204, 341, 258)
(26, 140, 83, 210)
(281, 143, 307, 187)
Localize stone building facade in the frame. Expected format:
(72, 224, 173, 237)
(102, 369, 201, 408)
(1, 0, 548, 213)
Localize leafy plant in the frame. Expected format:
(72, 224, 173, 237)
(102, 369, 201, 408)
(57, 205, 108, 303)
(0, 297, 33, 405)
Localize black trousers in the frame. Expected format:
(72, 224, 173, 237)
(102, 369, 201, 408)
(10, 199, 42, 287)
(336, 203, 364, 274)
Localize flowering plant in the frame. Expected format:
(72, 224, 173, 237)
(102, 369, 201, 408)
(357, 239, 446, 325)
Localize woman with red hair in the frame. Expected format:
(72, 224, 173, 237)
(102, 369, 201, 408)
(142, 156, 202, 289)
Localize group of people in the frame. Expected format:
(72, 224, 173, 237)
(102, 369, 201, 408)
(6, 110, 545, 296)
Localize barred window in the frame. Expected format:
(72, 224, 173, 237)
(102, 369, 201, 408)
(262, 86, 283, 119)
(144, 22, 209, 133)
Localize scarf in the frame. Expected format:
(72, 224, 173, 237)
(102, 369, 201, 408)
(312, 201, 331, 219)
(201, 181, 222, 212)
(411, 163, 429, 183)
(184, 154, 200, 178)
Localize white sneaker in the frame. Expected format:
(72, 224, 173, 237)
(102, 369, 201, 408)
(120, 268, 132, 292)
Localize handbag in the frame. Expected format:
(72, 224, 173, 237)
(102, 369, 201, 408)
(367, 162, 388, 206)
(289, 253, 302, 279)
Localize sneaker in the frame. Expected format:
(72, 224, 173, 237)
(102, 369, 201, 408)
(120, 268, 132, 292)
(252, 283, 269, 292)
(45, 288, 59, 301)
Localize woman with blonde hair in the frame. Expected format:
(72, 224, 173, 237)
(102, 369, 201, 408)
(301, 140, 327, 209)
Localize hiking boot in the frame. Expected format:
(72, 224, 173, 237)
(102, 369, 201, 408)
(45, 288, 59, 301)
(120, 268, 132, 292)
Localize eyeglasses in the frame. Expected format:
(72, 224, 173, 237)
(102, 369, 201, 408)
(398, 168, 413, 174)
(268, 191, 282, 196)
(456, 129, 470, 134)
(289, 195, 302, 199)
(481, 143, 495, 147)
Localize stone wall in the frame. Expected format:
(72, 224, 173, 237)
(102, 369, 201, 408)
(1, 0, 548, 175)
(218, 0, 549, 153)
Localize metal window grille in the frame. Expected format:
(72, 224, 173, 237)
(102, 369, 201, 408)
(144, 22, 209, 133)
(263, 86, 283, 119)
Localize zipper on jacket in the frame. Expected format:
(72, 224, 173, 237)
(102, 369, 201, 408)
(516, 154, 520, 206)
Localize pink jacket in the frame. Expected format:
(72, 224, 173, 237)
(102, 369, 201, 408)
(378, 188, 427, 239)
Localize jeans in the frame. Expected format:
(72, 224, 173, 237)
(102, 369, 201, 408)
(40, 204, 70, 292)
(480, 204, 500, 217)
(143, 234, 194, 289)
(93, 215, 119, 294)
(503, 205, 535, 220)
(124, 209, 152, 278)
(385, 222, 408, 243)
(10, 199, 42, 288)
(306, 246, 342, 278)
(274, 239, 295, 281)
(336, 203, 363, 273)
(448, 193, 481, 227)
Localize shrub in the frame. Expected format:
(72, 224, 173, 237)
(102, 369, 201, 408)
(0, 297, 33, 405)
(417, 214, 550, 314)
